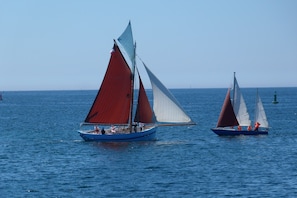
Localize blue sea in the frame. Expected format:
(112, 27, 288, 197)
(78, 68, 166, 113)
(0, 88, 296, 197)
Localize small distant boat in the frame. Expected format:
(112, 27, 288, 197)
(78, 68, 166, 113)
(0, 92, 2, 101)
(211, 73, 269, 136)
(78, 22, 195, 142)
(272, 91, 279, 104)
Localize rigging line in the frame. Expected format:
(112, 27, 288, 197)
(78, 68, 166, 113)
(136, 54, 145, 65)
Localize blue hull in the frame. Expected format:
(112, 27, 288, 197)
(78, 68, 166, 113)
(211, 128, 268, 136)
(78, 127, 157, 142)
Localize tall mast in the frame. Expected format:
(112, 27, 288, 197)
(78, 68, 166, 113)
(129, 42, 136, 131)
(117, 21, 136, 131)
(233, 72, 236, 105)
(254, 88, 259, 124)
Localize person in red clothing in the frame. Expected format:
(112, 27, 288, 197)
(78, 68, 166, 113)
(254, 122, 260, 131)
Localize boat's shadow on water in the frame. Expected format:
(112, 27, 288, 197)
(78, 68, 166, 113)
(89, 140, 157, 150)
(217, 134, 269, 140)
(86, 139, 194, 151)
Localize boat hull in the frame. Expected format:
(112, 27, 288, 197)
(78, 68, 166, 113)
(211, 128, 268, 136)
(78, 127, 157, 142)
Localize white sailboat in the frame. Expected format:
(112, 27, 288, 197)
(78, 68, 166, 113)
(78, 22, 195, 142)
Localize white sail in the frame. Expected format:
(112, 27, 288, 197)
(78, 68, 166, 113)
(117, 21, 135, 67)
(232, 75, 251, 126)
(254, 90, 269, 128)
(143, 63, 193, 124)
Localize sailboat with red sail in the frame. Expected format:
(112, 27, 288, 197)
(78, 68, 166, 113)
(78, 22, 195, 142)
(211, 72, 269, 136)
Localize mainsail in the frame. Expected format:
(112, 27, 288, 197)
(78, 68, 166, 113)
(232, 74, 251, 126)
(217, 89, 239, 127)
(84, 43, 132, 124)
(254, 90, 269, 128)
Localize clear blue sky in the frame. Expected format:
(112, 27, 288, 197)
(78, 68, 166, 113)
(0, 0, 296, 91)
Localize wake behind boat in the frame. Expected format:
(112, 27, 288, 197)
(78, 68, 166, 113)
(78, 22, 195, 142)
(211, 72, 269, 136)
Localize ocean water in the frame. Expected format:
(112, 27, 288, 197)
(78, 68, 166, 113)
(0, 88, 296, 197)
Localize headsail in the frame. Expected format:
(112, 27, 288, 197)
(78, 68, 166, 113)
(142, 62, 194, 124)
(217, 89, 239, 127)
(84, 43, 132, 124)
(134, 72, 154, 123)
(232, 74, 251, 126)
(254, 89, 269, 128)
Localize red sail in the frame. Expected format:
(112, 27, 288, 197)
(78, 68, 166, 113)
(134, 75, 153, 123)
(85, 44, 132, 124)
(217, 89, 239, 127)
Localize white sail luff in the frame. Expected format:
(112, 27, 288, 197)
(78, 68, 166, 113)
(254, 90, 269, 128)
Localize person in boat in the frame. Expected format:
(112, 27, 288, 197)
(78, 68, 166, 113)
(132, 123, 138, 133)
(101, 127, 105, 135)
(111, 125, 116, 133)
(139, 122, 144, 131)
(237, 125, 242, 131)
(247, 125, 252, 131)
(94, 125, 100, 133)
(254, 122, 260, 131)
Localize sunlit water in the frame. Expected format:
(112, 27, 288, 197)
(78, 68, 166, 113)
(0, 88, 296, 197)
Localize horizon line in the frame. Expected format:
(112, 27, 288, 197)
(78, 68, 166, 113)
(1, 86, 296, 92)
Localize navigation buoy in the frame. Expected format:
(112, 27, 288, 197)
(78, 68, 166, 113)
(272, 91, 279, 104)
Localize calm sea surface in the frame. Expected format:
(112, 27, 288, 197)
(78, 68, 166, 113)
(0, 88, 296, 197)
